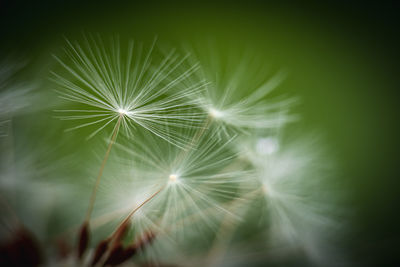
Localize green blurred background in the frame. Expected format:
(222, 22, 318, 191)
(1, 1, 399, 266)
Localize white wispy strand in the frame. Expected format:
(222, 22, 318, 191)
(183, 45, 298, 136)
(0, 59, 37, 137)
(0, 139, 81, 239)
(52, 35, 206, 147)
(97, 127, 249, 246)
(237, 134, 340, 265)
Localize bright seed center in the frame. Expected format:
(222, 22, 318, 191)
(209, 108, 223, 118)
(169, 174, 179, 183)
(118, 108, 128, 115)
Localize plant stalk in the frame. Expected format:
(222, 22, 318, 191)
(111, 185, 165, 239)
(85, 115, 123, 222)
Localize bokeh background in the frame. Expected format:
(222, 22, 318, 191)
(1, 1, 399, 266)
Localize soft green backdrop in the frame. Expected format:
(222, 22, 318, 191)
(1, 1, 399, 266)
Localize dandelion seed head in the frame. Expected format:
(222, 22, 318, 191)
(183, 44, 298, 135)
(53, 35, 205, 146)
(237, 133, 340, 265)
(101, 128, 247, 244)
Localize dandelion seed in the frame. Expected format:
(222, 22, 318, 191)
(238, 134, 340, 264)
(53, 35, 205, 146)
(184, 44, 298, 136)
(52, 35, 206, 223)
(91, 239, 110, 266)
(98, 126, 248, 251)
(77, 221, 89, 259)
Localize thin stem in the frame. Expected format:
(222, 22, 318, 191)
(204, 188, 263, 266)
(94, 185, 165, 267)
(85, 114, 123, 222)
(111, 185, 165, 239)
